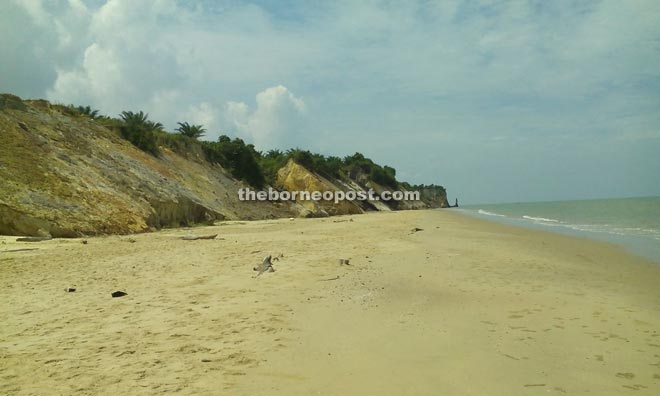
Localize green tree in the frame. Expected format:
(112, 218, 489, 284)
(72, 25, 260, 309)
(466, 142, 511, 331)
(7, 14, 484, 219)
(76, 105, 100, 118)
(176, 122, 206, 139)
(258, 149, 288, 185)
(369, 166, 397, 189)
(118, 111, 161, 155)
(286, 148, 314, 169)
(202, 135, 265, 188)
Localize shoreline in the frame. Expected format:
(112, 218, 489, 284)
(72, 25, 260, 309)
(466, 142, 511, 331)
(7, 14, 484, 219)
(2, 209, 659, 395)
(453, 208, 660, 265)
(455, 199, 660, 264)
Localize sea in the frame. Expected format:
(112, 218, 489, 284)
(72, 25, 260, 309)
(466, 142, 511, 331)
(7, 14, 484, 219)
(458, 196, 660, 263)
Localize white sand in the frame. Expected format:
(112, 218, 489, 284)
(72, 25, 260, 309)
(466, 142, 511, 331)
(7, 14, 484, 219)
(1, 210, 659, 395)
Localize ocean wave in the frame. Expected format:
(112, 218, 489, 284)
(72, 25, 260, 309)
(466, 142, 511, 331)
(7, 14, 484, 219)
(542, 223, 660, 239)
(522, 215, 560, 223)
(478, 209, 506, 217)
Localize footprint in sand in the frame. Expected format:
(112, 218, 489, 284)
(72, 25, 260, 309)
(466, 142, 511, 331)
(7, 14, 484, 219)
(616, 372, 635, 380)
(622, 384, 647, 390)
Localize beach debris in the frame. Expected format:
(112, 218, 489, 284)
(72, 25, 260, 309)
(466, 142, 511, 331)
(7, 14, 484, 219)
(1, 248, 39, 253)
(320, 276, 340, 282)
(181, 234, 218, 241)
(122, 237, 137, 243)
(65, 287, 76, 292)
(111, 291, 127, 298)
(272, 253, 284, 262)
(16, 236, 52, 242)
(409, 227, 424, 234)
(81, 239, 88, 245)
(339, 259, 351, 266)
(253, 255, 275, 276)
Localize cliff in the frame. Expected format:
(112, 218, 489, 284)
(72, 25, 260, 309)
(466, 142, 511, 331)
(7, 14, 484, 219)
(0, 94, 294, 237)
(276, 159, 364, 217)
(0, 94, 449, 236)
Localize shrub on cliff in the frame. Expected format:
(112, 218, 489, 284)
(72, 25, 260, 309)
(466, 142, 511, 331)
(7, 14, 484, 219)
(154, 132, 201, 157)
(119, 111, 161, 156)
(202, 136, 265, 188)
(369, 165, 398, 189)
(279, 149, 343, 180)
(341, 152, 397, 188)
(71, 105, 100, 119)
(259, 149, 289, 185)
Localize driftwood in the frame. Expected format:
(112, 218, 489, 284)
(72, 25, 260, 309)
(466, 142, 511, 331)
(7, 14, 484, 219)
(409, 227, 424, 234)
(253, 255, 275, 276)
(16, 236, 52, 242)
(1, 248, 40, 253)
(181, 234, 218, 241)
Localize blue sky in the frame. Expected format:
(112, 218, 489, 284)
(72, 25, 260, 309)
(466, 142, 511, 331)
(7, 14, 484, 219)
(1, 0, 659, 204)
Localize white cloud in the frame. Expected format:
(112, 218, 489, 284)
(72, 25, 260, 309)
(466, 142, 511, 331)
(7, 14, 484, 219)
(48, 42, 125, 111)
(225, 85, 306, 149)
(182, 102, 219, 138)
(13, 0, 50, 27)
(2, 0, 660, 200)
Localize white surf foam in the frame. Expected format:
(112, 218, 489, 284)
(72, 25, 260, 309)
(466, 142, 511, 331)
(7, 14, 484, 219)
(522, 215, 560, 223)
(478, 209, 506, 217)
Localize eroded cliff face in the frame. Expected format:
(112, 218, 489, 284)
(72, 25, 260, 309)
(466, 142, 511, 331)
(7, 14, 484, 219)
(414, 186, 450, 208)
(0, 95, 294, 237)
(276, 159, 364, 217)
(276, 159, 446, 216)
(0, 94, 450, 236)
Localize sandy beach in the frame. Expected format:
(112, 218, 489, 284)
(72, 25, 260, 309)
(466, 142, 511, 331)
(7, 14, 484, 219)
(1, 210, 659, 395)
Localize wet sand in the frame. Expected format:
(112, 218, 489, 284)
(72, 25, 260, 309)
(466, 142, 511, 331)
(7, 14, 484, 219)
(1, 210, 659, 395)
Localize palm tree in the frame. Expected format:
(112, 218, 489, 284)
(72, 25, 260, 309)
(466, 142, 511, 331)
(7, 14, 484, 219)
(147, 120, 164, 131)
(176, 122, 206, 139)
(120, 111, 149, 126)
(78, 105, 99, 118)
(118, 111, 161, 155)
(69, 105, 100, 118)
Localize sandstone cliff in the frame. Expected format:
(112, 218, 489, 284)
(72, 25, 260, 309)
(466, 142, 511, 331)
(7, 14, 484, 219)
(276, 159, 364, 217)
(0, 94, 449, 236)
(0, 94, 293, 237)
(275, 159, 445, 217)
